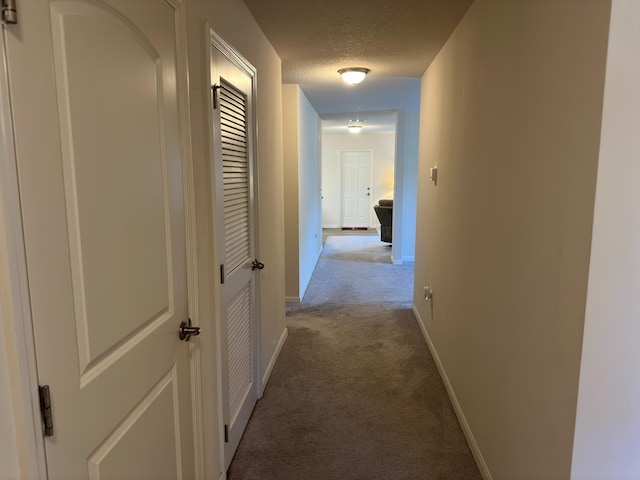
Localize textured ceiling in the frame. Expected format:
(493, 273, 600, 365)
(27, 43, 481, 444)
(243, 0, 474, 129)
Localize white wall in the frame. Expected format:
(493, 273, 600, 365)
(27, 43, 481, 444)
(571, 1, 640, 477)
(412, 0, 611, 478)
(392, 109, 419, 264)
(282, 85, 300, 301)
(322, 133, 396, 228)
(296, 89, 322, 299)
(400, 109, 419, 263)
(282, 85, 322, 302)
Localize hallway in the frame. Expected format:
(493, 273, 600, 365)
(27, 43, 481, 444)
(228, 236, 480, 479)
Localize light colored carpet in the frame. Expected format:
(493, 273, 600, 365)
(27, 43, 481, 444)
(228, 236, 481, 480)
(303, 236, 413, 305)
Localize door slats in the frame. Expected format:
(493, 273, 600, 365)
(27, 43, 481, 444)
(221, 81, 250, 274)
(227, 284, 252, 423)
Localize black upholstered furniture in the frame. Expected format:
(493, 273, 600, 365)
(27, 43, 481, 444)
(373, 199, 393, 243)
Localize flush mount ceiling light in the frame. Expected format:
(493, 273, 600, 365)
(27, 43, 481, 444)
(338, 67, 370, 85)
(347, 124, 363, 133)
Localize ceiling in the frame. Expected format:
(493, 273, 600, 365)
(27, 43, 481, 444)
(242, 0, 474, 132)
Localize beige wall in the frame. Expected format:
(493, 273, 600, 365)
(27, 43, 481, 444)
(413, 0, 610, 478)
(572, 1, 640, 477)
(186, 0, 286, 477)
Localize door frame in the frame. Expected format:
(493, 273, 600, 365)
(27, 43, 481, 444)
(0, 2, 207, 477)
(339, 149, 374, 228)
(0, 25, 47, 479)
(206, 27, 263, 465)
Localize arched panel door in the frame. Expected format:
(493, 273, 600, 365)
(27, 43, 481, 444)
(5, 1, 200, 477)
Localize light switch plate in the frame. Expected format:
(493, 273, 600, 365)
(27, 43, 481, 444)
(429, 166, 438, 185)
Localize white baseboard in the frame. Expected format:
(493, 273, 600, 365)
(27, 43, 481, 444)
(412, 305, 493, 480)
(261, 327, 288, 390)
(402, 256, 415, 264)
(285, 296, 300, 304)
(322, 224, 339, 229)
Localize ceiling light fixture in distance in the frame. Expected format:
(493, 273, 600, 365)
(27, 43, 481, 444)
(338, 67, 370, 85)
(348, 124, 363, 133)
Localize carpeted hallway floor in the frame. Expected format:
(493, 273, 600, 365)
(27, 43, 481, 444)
(228, 236, 481, 479)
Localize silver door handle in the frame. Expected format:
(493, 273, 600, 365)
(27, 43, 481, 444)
(179, 318, 201, 341)
(252, 259, 265, 271)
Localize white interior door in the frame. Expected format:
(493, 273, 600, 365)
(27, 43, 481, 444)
(210, 38, 260, 471)
(341, 151, 372, 228)
(5, 1, 199, 478)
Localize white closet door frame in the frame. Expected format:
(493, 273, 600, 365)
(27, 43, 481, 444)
(206, 29, 263, 470)
(209, 29, 262, 394)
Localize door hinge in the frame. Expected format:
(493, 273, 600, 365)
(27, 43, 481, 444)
(224, 424, 229, 443)
(1, 0, 17, 24)
(38, 385, 54, 437)
(211, 84, 220, 110)
(220, 264, 225, 284)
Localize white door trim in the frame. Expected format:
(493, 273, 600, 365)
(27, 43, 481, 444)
(174, 4, 207, 478)
(0, 25, 48, 479)
(339, 149, 374, 228)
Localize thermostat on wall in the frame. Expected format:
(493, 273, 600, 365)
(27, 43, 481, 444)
(429, 166, 438, 185)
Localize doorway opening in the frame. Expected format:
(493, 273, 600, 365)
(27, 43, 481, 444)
(320, 111, 397, 248)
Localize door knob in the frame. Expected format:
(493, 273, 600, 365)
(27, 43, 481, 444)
(179, 318, 201, 341)
(252, 259, 265, 271)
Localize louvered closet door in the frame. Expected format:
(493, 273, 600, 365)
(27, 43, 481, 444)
(211, 44, 259, 471)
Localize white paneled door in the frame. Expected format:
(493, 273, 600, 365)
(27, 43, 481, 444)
(210, 36, 260, 470)
(5, 1, 200, 478)
(341, 151, 372, 228)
